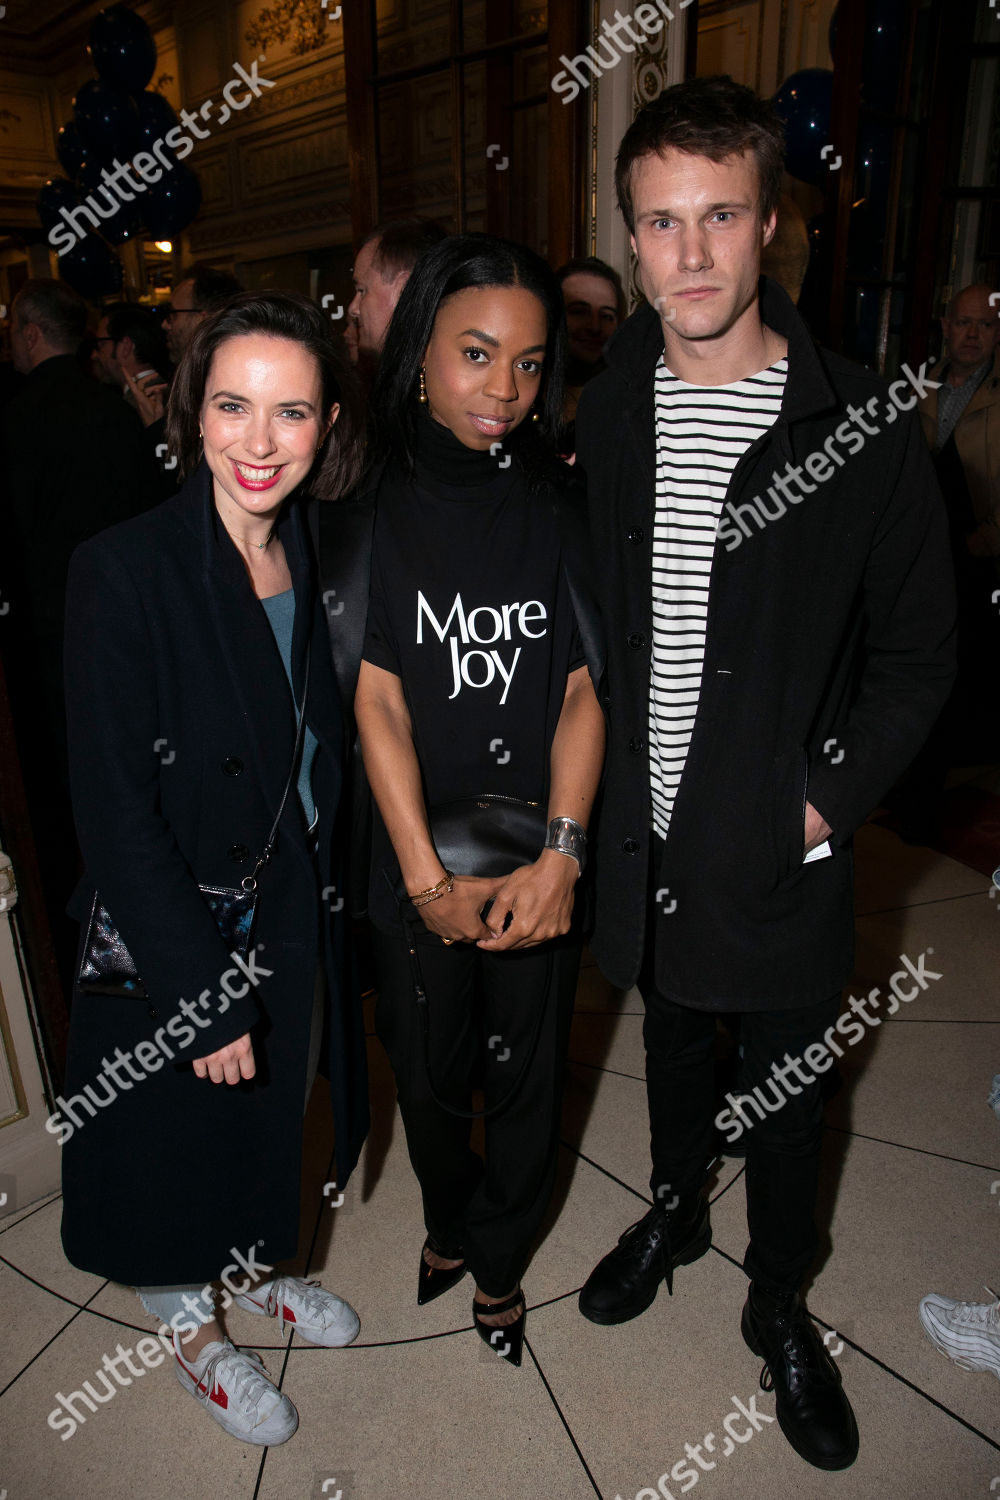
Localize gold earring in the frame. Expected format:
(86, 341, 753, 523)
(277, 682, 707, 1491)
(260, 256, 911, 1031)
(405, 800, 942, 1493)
(532, 411, 540, 423)
(418, 367, 428, 404)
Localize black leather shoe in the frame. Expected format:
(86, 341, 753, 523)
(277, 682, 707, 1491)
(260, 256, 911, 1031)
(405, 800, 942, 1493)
(578, 1197, 711, 1325)
(741, 1286, 859, 1471)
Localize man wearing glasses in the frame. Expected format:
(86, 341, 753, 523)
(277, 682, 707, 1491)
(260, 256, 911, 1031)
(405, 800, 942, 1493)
(162, 263, 244, 367)
(127, 263, 244, 434)
(92, 303, 169, 416)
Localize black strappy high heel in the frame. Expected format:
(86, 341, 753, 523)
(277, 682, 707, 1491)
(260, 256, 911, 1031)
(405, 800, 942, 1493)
(472, 1289, 526, 1367)
(417, 1237, 467, 1306)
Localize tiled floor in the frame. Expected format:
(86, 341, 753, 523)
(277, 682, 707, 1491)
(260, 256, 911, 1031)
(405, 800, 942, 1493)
(2, 771, 999, 1500)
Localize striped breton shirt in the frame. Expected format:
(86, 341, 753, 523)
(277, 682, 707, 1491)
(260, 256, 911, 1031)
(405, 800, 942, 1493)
(650, 355, 788, 841)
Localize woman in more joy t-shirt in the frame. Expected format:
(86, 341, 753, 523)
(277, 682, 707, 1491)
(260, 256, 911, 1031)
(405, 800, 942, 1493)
(354, 234, 605, 1365)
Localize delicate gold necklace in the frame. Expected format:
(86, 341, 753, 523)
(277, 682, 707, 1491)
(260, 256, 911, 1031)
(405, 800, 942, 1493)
(223, 521, 276, 550)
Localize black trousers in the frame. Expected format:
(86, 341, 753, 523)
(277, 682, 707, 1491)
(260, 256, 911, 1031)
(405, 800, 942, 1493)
(373, 919, 580, 1297)
(642, 881, 841, 1293)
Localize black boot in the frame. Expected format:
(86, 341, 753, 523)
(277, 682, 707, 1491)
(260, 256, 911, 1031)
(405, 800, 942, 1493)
(578, 1196, 711, 1325)
(741, 1284, 859, 1471)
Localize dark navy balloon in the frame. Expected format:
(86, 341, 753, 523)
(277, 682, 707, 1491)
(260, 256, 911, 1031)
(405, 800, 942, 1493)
(134, 89, 179, 150)
(142, 164, 202, 236)
(56, 120, 88, 178)
(37, 177, 80, 230)
(76, 155, 143, 245)
(73, 78, 141, 158)
(59, 235, 124, 300)
(773, 69, 834, 186)
(88, 5, 157, 92)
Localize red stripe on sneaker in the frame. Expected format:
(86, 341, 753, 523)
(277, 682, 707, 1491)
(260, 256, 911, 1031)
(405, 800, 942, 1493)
(175, 1351, 229, 1409)
(281, 1305, 297, 1323)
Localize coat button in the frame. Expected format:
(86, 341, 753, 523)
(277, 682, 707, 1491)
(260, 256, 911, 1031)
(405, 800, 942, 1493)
(221, 756, 244, 777)
(228, 843, 250, 863)
(629, 736, 644, 753)
(627, 632, 646, 649)
(627, 527, 644, 544)
(622, 838, 640, 854)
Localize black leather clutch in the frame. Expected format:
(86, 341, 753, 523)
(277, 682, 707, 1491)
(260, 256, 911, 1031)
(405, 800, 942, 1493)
(78, 885, 257, 998)
(426, 795, 547, 880)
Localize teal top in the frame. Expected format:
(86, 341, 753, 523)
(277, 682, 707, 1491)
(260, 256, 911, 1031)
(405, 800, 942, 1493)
(260, 589, 318, 829)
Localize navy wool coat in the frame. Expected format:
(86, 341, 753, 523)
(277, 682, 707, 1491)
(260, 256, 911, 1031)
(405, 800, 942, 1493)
(58, 462, 369, 1286)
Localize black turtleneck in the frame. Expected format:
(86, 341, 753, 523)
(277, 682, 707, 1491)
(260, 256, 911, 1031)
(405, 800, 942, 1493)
(409, 405, 519, 499)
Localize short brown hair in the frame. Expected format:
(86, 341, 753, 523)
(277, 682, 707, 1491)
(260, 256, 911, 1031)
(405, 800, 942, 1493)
(166, 290, 365, 500)
(360, 217, 449, 282)
(555, 256, 628, 324)
(615, 75, 785, 236)
(176, 262, 244, 314)
(13, 278, 87, 351)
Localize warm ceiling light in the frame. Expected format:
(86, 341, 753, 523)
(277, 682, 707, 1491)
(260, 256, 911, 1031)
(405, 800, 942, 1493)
(154, 240, 173, 253)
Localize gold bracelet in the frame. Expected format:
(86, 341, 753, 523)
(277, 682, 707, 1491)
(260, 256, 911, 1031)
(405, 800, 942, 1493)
(409, 871, 455, 907)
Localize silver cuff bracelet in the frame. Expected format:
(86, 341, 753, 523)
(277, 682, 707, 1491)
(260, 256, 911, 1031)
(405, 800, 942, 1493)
(545, 816, 587, 872)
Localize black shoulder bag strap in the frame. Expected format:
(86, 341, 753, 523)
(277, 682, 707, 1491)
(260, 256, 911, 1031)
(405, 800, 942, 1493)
(242, 639, 312, 895)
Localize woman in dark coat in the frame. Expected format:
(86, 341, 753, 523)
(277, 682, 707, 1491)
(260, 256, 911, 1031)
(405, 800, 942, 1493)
(348, 236, 605, 1365)
(56, 291, 369, 1445)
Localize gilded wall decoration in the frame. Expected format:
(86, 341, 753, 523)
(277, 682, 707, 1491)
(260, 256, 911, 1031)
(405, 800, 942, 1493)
(244, 0, 336, 58)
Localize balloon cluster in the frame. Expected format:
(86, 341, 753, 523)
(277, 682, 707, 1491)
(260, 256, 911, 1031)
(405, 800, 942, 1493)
(773, 0, 903, 346)
(36, 5, 202, 298)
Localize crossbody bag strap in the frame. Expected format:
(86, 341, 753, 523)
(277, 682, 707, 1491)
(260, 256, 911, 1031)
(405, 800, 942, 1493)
(242, 639, 312, 895)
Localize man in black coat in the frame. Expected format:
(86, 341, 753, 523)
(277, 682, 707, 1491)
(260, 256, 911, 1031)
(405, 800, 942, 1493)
(2, 278, 161, 987)
(575, 77, 956, 1472)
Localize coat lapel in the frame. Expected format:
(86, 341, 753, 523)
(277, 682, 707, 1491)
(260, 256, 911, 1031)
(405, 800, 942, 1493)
(281, 495, 343, 764)
(187, 462, 298, 823)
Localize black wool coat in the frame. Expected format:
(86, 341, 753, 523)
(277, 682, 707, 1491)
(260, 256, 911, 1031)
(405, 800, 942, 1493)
(576, 277, 957, 1010)
(59, 462, 369, 1286)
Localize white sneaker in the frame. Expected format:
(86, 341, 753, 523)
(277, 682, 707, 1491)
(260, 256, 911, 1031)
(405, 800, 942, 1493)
(236, 1275, 360, 1347)
(918, 1288, 1000, 1378)
(173, 1331, 299, 1444)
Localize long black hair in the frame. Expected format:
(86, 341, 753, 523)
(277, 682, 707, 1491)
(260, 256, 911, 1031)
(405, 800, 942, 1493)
(167, 289, 365, 500)
(371, 233, 567, 483)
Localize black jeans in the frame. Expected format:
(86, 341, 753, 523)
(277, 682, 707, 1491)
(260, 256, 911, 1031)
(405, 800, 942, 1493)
(373, 919, 580, 1297)
(642, 971, 841, 1294)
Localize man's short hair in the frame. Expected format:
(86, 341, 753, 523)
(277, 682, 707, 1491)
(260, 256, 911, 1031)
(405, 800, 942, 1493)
(615, 75, 786, 236)
(13, 278, 87, 351)
(103, 302, 169, 369)
(555, 255, 628, 324)
(944, 283, 1000, 319)
(176, 262, 245, 314)
(360, 217, 449, 282)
